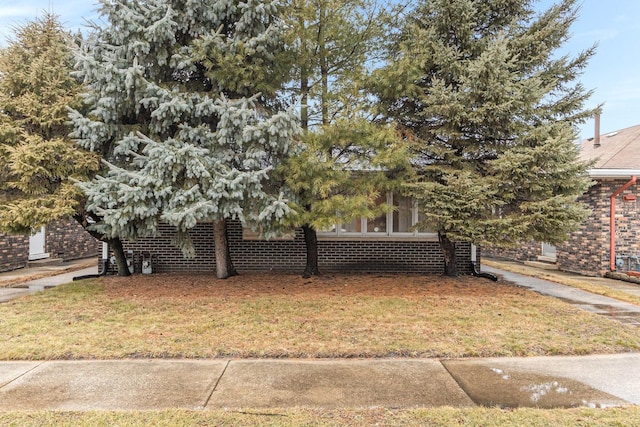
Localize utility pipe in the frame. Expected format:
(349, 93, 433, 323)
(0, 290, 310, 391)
(610, 175, 637, 271)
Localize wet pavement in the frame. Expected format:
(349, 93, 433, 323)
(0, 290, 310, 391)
(0, 258, 98, 304)
(484, 266, 640, 326)
(442, 354, 640, 408)
(0, 355, 639, 410)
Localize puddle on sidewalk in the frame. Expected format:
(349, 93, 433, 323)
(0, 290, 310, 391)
(443, 361, 627, 409)
(590, 304, 640, 326)
(554, 297, 640, 326)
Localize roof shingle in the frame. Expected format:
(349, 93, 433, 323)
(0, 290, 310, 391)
(579, 124, 640, 169)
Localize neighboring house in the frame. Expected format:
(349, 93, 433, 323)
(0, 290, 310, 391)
(487, 119, 640, 277)
(0, 218, 101, 272)
(115, 192, 477, 275)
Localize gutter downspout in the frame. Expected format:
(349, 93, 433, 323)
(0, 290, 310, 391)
(73, 242, 110, 281)
(610, 176, 637, 271)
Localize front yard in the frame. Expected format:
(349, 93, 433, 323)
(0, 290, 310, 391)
(1, 272, 639, 360)
(3, 271, 640, 425)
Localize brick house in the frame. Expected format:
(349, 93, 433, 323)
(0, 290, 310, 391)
(115, 192, 477, 275)
(0, 218, 101, 273)
(487, 121, 640, 277)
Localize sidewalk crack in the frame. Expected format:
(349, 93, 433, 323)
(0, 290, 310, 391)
(0, 361, 44, 390)
(440, 359, 479, 407)
(203, 360, 230, 408)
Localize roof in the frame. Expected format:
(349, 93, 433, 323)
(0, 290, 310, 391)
(579, 124, 640, 178)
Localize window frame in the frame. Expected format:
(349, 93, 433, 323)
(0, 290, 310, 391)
(317, 192, 437, 241)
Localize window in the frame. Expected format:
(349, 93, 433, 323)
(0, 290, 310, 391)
(319, 193, 434, 238)
(415, 205, 433, 233)
(393, 195, 413, 233)
(367, 194, 387, 233)
(342, 218, 361, 233)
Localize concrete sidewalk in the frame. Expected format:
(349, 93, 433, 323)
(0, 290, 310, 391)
(484, 265, 640, 326)
(0, 354, 639, 410)
(1, 260, 640, 410)
(0, 258, 98, 303)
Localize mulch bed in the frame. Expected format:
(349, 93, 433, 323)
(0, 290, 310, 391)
(102, 271, 522, 301)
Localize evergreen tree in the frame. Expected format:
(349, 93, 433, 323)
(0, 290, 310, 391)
(282, 0, 405, 277)
(0, 13, 135, 274)
(284, 0, 388, 127)
(71, 0, 299, 279)
(283, 117, 411, 277)
(373, 0, 596, 276)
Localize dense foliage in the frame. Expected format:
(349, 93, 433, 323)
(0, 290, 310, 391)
(0, 13, 98, 234)
(70, 0, 300, 277)
(373, 0, 596, 275)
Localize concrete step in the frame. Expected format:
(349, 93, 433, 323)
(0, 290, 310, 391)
(524, 260, 559, 270)
(26, 258, 63, 268)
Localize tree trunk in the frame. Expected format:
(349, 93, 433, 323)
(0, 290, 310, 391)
(438, 231, 458, 277)
(302, 223, 320, 278)
(214, 219, 237, 279)
(298, 13, 310, 131)
(109, 237, 132, 277)
(318, 3, 329, 125)
(223, 220, 238, 277)
(72, 214, 131, 277)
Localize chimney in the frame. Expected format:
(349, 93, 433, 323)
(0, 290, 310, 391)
(594, 113, 601, 148)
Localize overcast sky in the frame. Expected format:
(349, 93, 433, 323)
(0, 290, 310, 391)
(0, 0, 638, 140)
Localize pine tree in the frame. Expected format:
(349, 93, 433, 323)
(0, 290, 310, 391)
(373, 0, 596, 276)
(282, 0, 405, 277)
(284, 0, 388, 128)
(283, 117, 411, 277)
(71, 0, 299, 279)
(0, 13, 134, 272)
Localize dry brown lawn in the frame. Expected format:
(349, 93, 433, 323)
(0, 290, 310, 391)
(2, 407, 640, 427)
(1, 272, 639, 360)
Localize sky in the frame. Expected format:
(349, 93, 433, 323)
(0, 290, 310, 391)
(0, 0, 638, 141)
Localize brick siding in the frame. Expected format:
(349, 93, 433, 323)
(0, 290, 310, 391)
(485, 178, 640, 277)
(116, 220, 474, 275)
(484, 241, 541, 263)
(45, 218, 102, 261)
(0, 232, 29, 272)
(0, 218, 101, 273)
(558, 179, 640, 276)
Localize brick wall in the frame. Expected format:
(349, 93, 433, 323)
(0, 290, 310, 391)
(120, 223, 217, 273)
(484, 179, 640, 277)
(46, 218, 102, 261)
(117, 220, 474, 275)
(484, 241, 541, 263)
(0, 218, 101, 273)
(558, 179, 640, 276)
(0, 232, 29, 272)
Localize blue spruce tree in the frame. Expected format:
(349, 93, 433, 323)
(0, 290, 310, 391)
(71, 0, 299, 278)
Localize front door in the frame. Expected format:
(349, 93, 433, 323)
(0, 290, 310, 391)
(29, 227, 49, 260)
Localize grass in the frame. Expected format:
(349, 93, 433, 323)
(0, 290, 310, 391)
(2, 407, 640, 426)
(0, 272, 639, 360)
(2, 272, 639, 424)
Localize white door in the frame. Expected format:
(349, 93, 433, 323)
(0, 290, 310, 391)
(541, 242, 556, 260)
(29, 227, 49, 260)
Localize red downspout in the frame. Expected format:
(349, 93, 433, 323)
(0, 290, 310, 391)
(610, 175, 637, 271)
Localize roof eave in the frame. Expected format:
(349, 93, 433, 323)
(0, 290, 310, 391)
(588, 169, 640, 179)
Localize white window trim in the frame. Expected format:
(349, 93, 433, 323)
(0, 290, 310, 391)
(317, 193, 438, 241)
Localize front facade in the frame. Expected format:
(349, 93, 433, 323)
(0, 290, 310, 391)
(0, 218, 101, 273)
(487, 123, 640, 277)
(116, 193, 476, 275)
